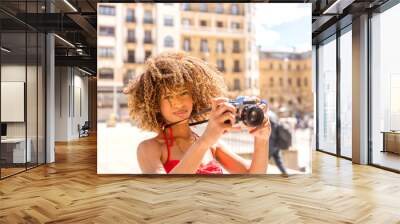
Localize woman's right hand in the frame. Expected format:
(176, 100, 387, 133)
(200, 97, 237, 146)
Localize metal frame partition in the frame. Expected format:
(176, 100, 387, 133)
(315, 20, 353, 161)
(315, 0, 400, 173)
(367, 0, 400, 173)
(0, 1, 48, 180)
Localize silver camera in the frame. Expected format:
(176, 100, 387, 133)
(228, 96, 267, 127)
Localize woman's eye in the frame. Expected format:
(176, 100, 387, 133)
(181, 91, 189, 96)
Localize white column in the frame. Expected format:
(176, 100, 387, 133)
(46, 32, 55, 163)
(352, 14, 369, 164)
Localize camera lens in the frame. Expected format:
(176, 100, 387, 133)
(242, 106, 264, 127)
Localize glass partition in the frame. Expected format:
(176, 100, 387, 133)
(339, 28, 352, 158)
(0, 0, 46, 179)
(317, 36, 337, 154)
(371, 3, 400, 171)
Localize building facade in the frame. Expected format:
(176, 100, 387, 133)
(97, 3, 258, 122)
(259, 51, 313, 115)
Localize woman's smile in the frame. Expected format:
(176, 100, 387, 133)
(173, 109, 189, 117)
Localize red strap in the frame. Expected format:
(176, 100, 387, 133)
(162, 128, 174, 162)
(169, 127, 174, 146)
(162, 130, 170, 162)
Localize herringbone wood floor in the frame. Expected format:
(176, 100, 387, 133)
(1, 135, 400, 224)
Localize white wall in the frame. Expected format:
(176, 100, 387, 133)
(55, 67, 89, 141)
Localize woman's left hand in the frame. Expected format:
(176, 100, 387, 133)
(248, 103, 271, 141)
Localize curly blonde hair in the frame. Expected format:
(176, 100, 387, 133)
(124, 51, 227, 132)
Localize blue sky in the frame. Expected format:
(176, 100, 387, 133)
(255, 3, 311, 53)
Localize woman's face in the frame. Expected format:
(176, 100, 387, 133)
(159, 86, 193, 124)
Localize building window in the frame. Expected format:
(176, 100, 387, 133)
(127, 9, 135, 22)
(279, 77, 283, 86)
(143, 11, 153, 24)
(231, 4, 239, 15)
(217, 59, 225, 72)
(304, 77, 308, 86)
(123, 70, 136, 85)
(279, 64, 283, 70)
(288, 78, 292, 86)
(99, 68, 114, 79)
(233, 40, 240, 53)
(297, 64, 301, 71)
(216, 21, 224, 28)
(144, 31, 152, 43)
(234, 79, 240, 90)
(99, 47, 114, 57)
(288, 64, 292, 71)
(269, 63, 274, 70)
(269, 77, 274, 87)
(182, 3, 190, 11)
(233, 60, 240, 72)
(297, 97, 302, 104)
(200, 39, 208, 52)
(216, 40, 224, 53)
(183, 38, 191, 51)
(216, 3, 224, 13)
(99, 26, 115, 36)
(164, 36, 174, 47)
(145, 50, 152, 60)
(199, 3, 208, 12)
(182, 18, 191, 27)
(127, 29, 136, 43)
(297, 77, 301, 87)
(270, 97, 274, 103)
(99, 5, 115, 15)
(200, 20, 207, 27)
(231, 22, 241, 30)
(164, 15, 174, 26)
(127, 50, 135, 63)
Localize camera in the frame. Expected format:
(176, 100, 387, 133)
(227, 96, 267, 127)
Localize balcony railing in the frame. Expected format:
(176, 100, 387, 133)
(232, 48, 241, 53)
(143, 18, 154, 24)
(126, 17, 136, 23)
(144, 38, 153, 44)
(127, 57, 136, 63)
(183, 47, 192, 52)
(216, 48, 225, 53)
(127, 38, 136, 43)
(233, 67, 241, 73)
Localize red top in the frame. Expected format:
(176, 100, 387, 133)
(162, 128, 223, 174)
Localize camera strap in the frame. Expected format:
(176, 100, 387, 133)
(163, 108, 212, 129)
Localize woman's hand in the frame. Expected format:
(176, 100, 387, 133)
(200, 97, 237, 146)
(248, 103, 271, 141)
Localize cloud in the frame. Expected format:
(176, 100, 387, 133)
(256, 29, 281, 49)
(255, 3, 311, 28)
(254, 3, 311, 52)
(294, 42, 312, 53)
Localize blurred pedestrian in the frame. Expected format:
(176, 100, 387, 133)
(268, 110, 289, 176)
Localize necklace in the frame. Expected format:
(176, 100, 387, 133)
(174, 132, 198, 154)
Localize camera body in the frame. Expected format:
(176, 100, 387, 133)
(228, 96, 267, 127)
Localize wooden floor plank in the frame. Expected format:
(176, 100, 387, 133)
(0, 135, 399, 223)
